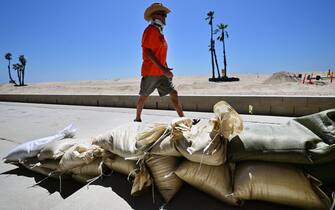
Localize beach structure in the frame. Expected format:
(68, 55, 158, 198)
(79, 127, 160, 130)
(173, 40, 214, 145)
(302, 70, 334, 84)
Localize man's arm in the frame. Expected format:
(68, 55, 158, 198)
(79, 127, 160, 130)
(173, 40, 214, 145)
(144, 48, 173, 78)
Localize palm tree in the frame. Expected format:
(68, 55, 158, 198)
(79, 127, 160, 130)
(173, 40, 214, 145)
(216, 23, 229, 78)
(206, 11, 219, 79)
(19, 55, 27, 86)
(12, 63, 23, 86)
(4, 53, 16, 84)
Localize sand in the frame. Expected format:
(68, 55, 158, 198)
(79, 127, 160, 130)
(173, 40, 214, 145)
(0, 73, 334, 96)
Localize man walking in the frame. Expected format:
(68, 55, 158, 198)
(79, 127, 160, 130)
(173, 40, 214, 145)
(134, 3, 184, 122)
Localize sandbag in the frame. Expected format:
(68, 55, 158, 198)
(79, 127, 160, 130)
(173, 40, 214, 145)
(103, 156, 137, 176)
(212, 101, 243, 139)
(145, 155, 183, 202)
(294, 109, 335, 145)
(150, 134, 181, 157)
(20, 158, 64, 179)
(298, 160, 335, 185)
(131, 165, 152, 196)
(175, 160, 239, 206)
(3, 124, 77, 162)
(71, 159, 102, 177)
(172, 101, 243, 165)
(72, 174, 93, 184)
(136, 123, 169, 149)
(92, 122, 146, 159)
(174, 120, 226, 166)
(38, 138, 77, 160)
(59, 144, 104, 171)
(233, 161, 331, 210)
(228, 120, 324, 164)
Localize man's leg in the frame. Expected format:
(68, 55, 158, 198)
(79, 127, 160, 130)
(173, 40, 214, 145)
(135, 95, 148, 122)
(169, 90, 184, 117)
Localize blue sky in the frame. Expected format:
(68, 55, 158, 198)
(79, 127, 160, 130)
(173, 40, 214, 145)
(1, 0, 334, 83)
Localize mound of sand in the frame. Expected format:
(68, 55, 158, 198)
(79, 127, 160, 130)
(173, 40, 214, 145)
(263, 72, 299, 84)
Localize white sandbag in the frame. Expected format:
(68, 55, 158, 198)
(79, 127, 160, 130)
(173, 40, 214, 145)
(92, 122, 146, 159)
(233, 161, 331, 210)
(3, 124, 77, 162)
(174, 120, 226, 165)
(103, 156, 137, 176)
(146, 155, 183, 202)
(175, 160, 240, 206)
(38, 138, 77, 160)
(59, 144, 104, 171)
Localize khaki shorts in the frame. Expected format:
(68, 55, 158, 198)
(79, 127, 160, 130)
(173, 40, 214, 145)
(139, 75, 175, 96)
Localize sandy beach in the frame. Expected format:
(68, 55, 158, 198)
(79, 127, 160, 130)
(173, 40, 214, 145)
(0, 73, 334, 96)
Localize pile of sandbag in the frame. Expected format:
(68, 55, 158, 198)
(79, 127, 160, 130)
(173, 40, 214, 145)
(3, 102, 334, 210)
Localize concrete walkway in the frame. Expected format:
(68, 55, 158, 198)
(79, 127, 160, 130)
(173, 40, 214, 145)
(0, 102, 300, 210)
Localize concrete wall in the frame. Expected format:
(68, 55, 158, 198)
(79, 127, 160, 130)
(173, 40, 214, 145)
(0, 94, 334, 116)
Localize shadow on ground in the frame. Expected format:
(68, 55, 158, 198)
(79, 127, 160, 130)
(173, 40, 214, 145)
(3, 166, 334, 210)
(92, 172, 301, 210)
(1, 165, 84, 199)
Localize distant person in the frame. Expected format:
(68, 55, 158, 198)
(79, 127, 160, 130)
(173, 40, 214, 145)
(134, 3, 184, 122)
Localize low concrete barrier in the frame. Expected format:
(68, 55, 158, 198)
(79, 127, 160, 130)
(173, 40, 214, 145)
(0, 94, 334, 117)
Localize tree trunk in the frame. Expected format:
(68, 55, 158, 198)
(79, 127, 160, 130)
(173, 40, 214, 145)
(213, 48, 221, 78)
(210, 21, 215, 79)
(7, 61, 16, 84)
(223, 38, 227, 77)
(22, 67, 25, 85)
(17, 69, 21, 86)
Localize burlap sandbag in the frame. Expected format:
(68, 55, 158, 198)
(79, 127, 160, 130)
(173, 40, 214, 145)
(131, 165, 152, 196)
(174, 120, 226, 166)
(71, 159, 102, 177)
(103, 156, 137, 176)
(212, 101, 243, 139)
(92, 122, 146, 159)
(294, 109, 335, 145)
(38, 138, 77, 160)
(175, 160, 240, 206)
(173, 101, 243, 165)
(229, 120, 323, 164)
(72, 174, 92, 184)
(146, 155, 183, 202)
(150, 134, 181, 157)
(21, 158, 64, 179)
(298, 159, 335, 185)
(136, 123, 169, 149)
(59, 144, 104, 171)
(233, 161, 331, 210)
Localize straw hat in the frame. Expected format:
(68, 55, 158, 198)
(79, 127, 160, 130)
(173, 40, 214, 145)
(144, 3, 171, 21)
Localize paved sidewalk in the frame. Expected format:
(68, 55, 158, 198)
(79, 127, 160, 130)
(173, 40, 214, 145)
(0, 102, 299, 210)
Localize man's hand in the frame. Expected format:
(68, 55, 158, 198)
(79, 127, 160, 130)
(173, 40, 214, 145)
(164, 70, 173, 78)
(163, 67, 174, 78)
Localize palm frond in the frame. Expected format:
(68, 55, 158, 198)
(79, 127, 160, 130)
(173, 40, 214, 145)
(207, 11, 214, 17)
(19, 55, 27, 66)
(5, 53, 12, 60)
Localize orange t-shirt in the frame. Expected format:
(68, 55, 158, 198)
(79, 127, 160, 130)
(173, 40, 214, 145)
(141, 25, 168, 76)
